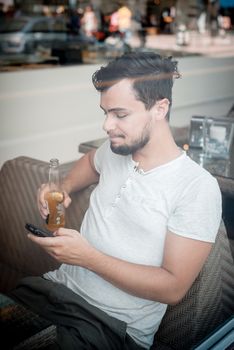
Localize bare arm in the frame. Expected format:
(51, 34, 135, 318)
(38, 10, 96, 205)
(28, 228, 212, 305)
(62, 149, 99, 194)
(85, 231, 212, 304)
(37, 149, 99, 219)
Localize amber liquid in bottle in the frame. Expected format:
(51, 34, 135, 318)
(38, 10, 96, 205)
(45, 191, 65, 231)
(46, 159, 65, 231)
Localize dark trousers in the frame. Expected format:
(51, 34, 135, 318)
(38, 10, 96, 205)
(0, 276, 145, 350)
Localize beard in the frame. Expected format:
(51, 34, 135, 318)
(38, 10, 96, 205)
(110, 127, 150, 156)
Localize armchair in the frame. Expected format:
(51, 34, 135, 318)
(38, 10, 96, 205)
(0, 156, 233, 349)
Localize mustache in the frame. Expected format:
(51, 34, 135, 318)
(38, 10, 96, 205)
(108, 132, 125, 139)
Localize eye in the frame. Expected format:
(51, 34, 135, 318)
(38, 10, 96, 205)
(116, 113, 128, 119)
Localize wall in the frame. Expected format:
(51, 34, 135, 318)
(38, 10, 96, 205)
(171, 56, 234, 124)
(0, 63, 105, 168)
(0, 55, 234, 168)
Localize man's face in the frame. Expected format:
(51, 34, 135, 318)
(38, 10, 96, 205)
(100, 79, 153, 155)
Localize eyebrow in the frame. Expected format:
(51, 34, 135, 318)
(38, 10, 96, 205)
(100, 106, 130, 113)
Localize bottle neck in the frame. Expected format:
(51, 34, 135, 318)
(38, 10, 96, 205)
(49, 159, 61, 192)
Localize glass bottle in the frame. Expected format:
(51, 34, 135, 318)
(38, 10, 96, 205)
(45, 158, 65, 231)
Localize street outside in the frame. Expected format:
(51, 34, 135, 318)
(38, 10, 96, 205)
(130, 31, 234, 58)
(0, 29, 233, 72)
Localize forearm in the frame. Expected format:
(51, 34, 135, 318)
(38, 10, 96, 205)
(62, 150, 99, 194)
(85, 249, 179, 304)
(83, 233, 212, 305)
(32, 228, 210, 304)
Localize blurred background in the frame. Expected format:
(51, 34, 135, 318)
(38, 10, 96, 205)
(0, 0, 234, 167)
(0, 0, 234, 67)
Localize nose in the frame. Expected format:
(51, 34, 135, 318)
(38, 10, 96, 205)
(103, 115, 116, 134)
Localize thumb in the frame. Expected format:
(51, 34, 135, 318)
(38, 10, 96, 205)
(55, 228, 75, 236)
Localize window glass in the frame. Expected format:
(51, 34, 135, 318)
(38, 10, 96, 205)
(30, 20, 50, 33)
(0, 19, 28, 33)
(51, 20, 67, 33)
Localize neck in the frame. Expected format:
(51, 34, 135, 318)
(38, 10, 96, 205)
(132, 121, 181, 171)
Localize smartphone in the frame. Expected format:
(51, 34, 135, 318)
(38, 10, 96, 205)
(25, 223, 53, 237)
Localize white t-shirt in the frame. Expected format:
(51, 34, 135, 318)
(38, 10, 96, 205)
(45, 140, 222, 349)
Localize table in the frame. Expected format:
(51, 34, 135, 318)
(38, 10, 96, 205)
(79, 137, 107, 155)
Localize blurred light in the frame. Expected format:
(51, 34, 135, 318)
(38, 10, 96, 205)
(56, 6, 65, 14)
(43, 6, 50, 16)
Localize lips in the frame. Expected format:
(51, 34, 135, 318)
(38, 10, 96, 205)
(108, 133, 125, 139)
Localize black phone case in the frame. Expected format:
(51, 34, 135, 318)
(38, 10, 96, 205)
(25, 223, 53, 237)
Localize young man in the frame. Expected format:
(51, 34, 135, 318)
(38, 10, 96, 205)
(7, 52, 222, 349)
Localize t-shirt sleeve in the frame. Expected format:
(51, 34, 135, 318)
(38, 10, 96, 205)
(168, 175, 222, 242)
(94, 139, 110, 174)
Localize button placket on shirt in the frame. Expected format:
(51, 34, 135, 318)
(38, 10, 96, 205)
(106, 166, 142, 216)
(110, 172, 133, 208)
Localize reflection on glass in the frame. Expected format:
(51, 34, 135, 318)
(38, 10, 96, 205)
(189, 116, 206, 149)
(204, 118, 234, 159)
(187, 148, 231, 177)
(189, 116, 234, 159)
(188, 116, 234, 177)
(204, 158, 231, 177)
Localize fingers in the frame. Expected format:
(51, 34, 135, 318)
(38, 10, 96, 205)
(37, 183, 50, 219)
(37, 184, 71, 220)
(54, 228, 78, 237)
(27, 229, 79, 247)
(27, 233, 56, 246)
(27, 233, 59, 260)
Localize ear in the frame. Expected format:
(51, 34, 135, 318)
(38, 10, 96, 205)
(151, 98, 170, 121)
